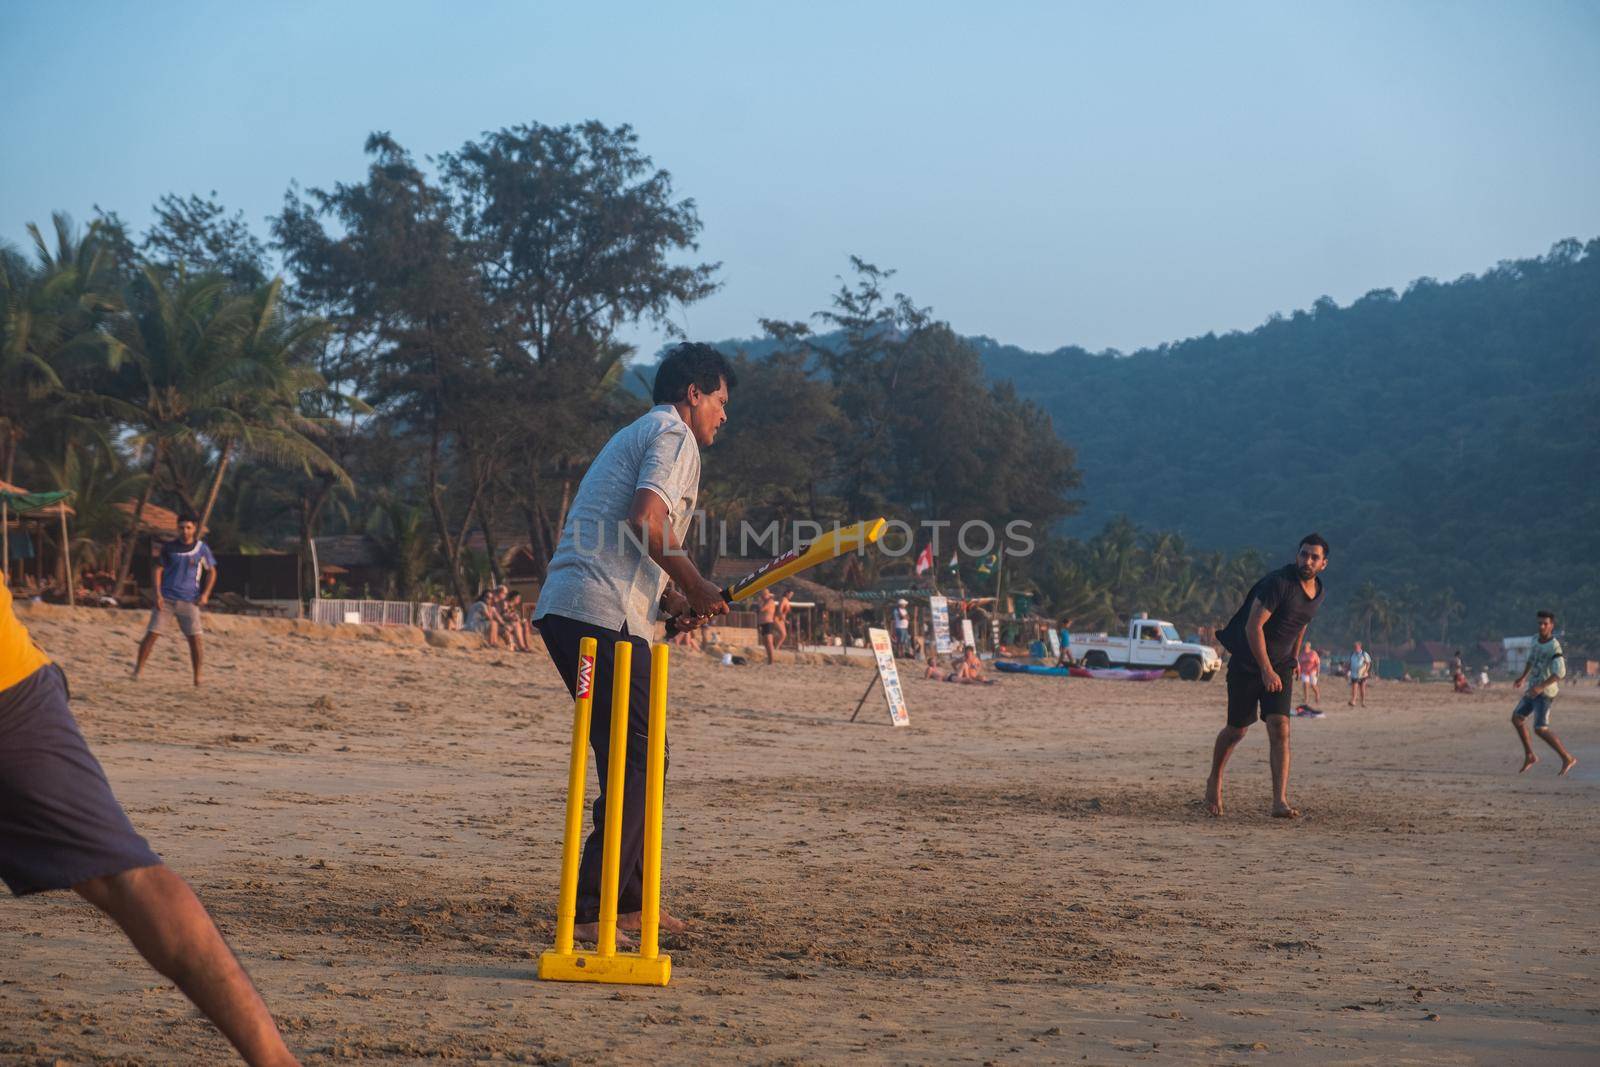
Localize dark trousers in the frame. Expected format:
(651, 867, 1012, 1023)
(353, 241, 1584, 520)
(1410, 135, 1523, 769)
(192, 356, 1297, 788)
(536, 614, 666, 924)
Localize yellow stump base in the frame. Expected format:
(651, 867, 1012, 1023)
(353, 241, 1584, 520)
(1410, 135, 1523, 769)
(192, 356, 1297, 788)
(538, 948, 672, 986)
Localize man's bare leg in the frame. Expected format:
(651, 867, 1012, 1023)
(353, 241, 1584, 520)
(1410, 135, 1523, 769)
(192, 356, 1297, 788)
(763, 635, 775, 665)
(1311, 681, 1320, 703)
(133, 632, 159, 679)
(1205, 724, 1247, 816)
(1266, 714, 1299, 818)
(1534, 726, 1577, 775)
(1514, 716, 1539, 772)
(74, 864, 298, 1066)
(186, 634, 204, 686)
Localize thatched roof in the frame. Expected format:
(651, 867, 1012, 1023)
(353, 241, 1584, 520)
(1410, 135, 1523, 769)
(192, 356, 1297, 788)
(113, 500, 179, 535)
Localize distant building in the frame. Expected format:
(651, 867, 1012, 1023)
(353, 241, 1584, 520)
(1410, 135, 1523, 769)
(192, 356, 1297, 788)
(1502, 635, 1534, 676)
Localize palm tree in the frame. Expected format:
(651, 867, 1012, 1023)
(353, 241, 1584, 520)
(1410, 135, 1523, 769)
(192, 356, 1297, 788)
(193, 278, 348, 536)
(40, 441, 146, 574)
(366, 493, 433, 601)
(1429, 586, 1465, 643)
(0, 215, 122, 484)
(1350, 581, 1392, 645)
(104, 266, 345, 592)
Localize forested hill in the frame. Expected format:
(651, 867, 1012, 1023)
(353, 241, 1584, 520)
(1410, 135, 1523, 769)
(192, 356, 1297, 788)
(976, 238, 1599, 637)
(702, 238, 1599, 639)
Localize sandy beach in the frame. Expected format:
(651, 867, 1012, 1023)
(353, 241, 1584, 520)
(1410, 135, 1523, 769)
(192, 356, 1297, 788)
(2, 603, 1596, 1065)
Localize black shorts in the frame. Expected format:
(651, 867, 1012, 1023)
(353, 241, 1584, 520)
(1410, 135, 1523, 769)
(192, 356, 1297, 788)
(0, 665, 162, 896)
(758, 622, 777, 638)
(1226, 665, 1294, 728)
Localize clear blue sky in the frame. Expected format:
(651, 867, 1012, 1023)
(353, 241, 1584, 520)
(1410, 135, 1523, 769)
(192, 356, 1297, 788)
(4, 0, 1597, 357)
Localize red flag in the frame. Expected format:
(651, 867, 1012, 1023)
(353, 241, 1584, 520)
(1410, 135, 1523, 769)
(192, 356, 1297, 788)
(914, 543, 934, 575)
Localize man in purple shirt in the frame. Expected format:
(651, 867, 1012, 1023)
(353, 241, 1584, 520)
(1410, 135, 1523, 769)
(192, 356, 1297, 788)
(133, 513, 217, 686)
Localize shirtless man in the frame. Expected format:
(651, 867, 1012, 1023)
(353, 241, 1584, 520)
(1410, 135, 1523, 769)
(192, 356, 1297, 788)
(1206, 535, 1329, 819)
(776, 589, 793, 649)
(756, 588, 779, 664)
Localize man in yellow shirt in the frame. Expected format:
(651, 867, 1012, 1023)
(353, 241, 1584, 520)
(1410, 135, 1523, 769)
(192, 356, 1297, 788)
(0, 572, 298, 1065)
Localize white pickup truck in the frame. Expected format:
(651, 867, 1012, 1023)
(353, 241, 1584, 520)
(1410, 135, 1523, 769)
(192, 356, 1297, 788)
(1072, 614, 1221, 681)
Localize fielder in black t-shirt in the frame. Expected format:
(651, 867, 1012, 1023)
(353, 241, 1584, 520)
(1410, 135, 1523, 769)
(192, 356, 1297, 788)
(1204, 535, 1330, 819)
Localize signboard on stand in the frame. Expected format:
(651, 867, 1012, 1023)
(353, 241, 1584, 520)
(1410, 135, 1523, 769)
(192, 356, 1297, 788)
(851, 627, 910, 727)
(961, 618, 976, 650)
(929, 595, 953, 654)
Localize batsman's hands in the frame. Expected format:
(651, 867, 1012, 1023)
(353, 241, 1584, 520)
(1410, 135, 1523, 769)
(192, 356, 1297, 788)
(660, 588, 703, 631)
(687, 577, 728, 619)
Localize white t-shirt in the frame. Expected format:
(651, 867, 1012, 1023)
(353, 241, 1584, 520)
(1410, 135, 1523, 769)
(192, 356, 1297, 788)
(1349, 651, 1371, 680)
(534, 405, 700, 636)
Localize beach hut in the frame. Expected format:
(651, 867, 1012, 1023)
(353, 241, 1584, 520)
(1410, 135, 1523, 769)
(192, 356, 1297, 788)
(1, 479, 77, 603)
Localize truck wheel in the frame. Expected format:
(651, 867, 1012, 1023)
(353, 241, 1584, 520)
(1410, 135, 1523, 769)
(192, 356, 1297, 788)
(1083, 651, 1110, 669)
(1176, 656, 1202, 681)
(1201, 669, 1217, 682)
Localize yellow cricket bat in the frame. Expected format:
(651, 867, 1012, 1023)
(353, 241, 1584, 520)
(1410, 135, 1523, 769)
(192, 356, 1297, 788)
(721, 518, 887, 603)
(667, 518, 886, 632)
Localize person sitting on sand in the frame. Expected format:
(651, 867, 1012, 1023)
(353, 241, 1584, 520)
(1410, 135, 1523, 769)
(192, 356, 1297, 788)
(950, 644, 996, 685)
(500, 589, 534, 652)
(924, 650, 944, 679)
(1206, 534, 1329, 820)
(1510, 609, 1577, 776)
(465, 590, 505, 649)
(1, 569, 301, 1065)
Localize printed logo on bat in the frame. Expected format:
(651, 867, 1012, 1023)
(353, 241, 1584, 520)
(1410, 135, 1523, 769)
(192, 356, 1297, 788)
(741, 547, 802, 584)
(576, 653, 595, 699)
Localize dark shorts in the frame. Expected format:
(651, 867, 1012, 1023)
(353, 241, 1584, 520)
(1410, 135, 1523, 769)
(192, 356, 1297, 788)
(1512, 693, 1554, 730)
(0, 665, 161, 896)
(1226, 665, 1294, 728)
(758, 622, 777, 638)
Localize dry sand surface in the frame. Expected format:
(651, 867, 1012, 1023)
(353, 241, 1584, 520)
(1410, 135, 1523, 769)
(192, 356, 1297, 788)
(3, 604, 1597, 1065)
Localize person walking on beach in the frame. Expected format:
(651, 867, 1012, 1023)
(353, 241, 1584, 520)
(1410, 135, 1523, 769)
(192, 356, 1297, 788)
(756, 588, 779, 664)
(3, 570, 299, 1064)
(1205, 534, 1329, 819)
(132, 513, 216, 686)
(1297, 644, 1322, 705)
(1348, 642, 1371, 706)
(532, 342, 733, 944)
(1510, 610, 1577, 776)
(776, 589, 794, 649)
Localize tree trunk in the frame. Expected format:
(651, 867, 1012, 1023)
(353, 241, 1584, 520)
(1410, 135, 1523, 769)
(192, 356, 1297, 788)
(425, 422, 471, 609)
(197, 439, 234, 537)
(163, 450, 200, 517)
(522, 505, 549, 581)
(114, 438, 166, 598)
(477, 493, 502, 584)
(298, 476, 335, 608)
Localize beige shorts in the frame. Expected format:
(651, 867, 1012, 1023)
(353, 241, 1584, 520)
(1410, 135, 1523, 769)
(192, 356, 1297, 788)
(147, 600, 203, 637)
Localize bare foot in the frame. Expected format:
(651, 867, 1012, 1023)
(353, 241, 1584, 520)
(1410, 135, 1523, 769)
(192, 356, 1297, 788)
(570, 922, 637, 948)
(1560, 756, 1578, 776)
(1271, 803, 1301, 819)
(1347, 700, 1355, 707)
(1204, 776, 1223, 817)
(618, 909, 688, 934)
(1519, 753, 1539, 774)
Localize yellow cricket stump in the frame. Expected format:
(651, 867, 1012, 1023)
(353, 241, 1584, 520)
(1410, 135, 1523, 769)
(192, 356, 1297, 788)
(539, 640, 672, 986)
